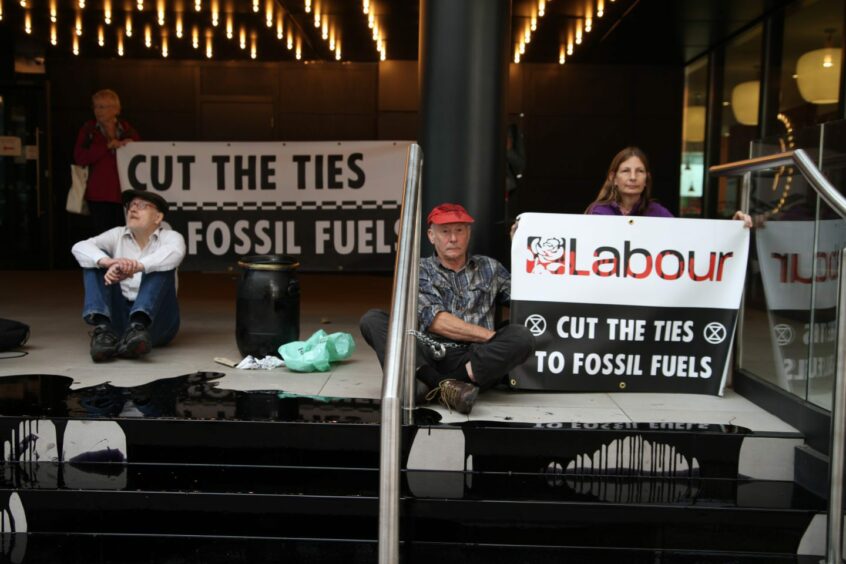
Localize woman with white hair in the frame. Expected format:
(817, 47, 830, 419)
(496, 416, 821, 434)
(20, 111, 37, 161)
(73, 89, 140, 233)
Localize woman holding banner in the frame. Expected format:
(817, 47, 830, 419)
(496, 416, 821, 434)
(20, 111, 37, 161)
(586, 146, 752, 226)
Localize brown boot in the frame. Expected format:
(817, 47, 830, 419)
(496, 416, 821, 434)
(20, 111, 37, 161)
(426, 379, 479, 415)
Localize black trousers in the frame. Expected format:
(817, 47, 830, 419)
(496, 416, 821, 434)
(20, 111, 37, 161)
(359, 308, 535, 391)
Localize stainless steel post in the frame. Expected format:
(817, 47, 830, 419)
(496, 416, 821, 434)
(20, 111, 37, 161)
(826, 247, 846, 564)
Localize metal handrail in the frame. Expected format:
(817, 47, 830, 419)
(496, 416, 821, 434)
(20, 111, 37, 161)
(709, 148, 845, 564)
(709, 149, 846, 218)
(378, 143, 423, 564)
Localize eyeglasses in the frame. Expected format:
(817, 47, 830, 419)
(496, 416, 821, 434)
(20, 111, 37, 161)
(125, 200, 155, 211)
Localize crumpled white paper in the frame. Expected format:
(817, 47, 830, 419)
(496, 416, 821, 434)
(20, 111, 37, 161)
(236, 355, 286, 370)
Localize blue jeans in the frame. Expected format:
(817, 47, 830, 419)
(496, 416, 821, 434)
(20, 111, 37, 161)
(82, 269, 180, 347)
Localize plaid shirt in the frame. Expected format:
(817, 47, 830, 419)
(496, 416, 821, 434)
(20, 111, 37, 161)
(417, 254, 511, 336)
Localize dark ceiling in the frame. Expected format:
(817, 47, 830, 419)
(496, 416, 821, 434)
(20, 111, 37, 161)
(4, 0, 795, 65)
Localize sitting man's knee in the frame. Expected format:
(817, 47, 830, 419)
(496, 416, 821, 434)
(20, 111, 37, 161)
(359, 308, 388, 334)
(503, 324, 536, 355)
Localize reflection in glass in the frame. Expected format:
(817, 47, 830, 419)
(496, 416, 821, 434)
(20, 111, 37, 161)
(780, 0, 844, 130)
(717, 26, 763, 218)
(680, 58, 708, 217)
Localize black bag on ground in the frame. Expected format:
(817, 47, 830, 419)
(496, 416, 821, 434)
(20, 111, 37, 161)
(0, 319, 30, 351)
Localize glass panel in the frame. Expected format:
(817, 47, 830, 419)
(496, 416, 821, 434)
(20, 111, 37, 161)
(680, 57, 708, 218)
(740, 125, 824, 398)
(810, 119, 846, 410)
(717, 25, 763, 218)
(780, 0, 844, 131)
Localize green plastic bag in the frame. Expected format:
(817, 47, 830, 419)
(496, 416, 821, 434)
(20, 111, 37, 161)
(278, 329, 356, 372)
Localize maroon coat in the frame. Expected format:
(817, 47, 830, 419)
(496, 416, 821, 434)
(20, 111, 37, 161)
(73, 119, 140, 203)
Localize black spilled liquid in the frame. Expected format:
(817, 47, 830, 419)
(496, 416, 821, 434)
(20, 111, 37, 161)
(0, 372, 439, 425)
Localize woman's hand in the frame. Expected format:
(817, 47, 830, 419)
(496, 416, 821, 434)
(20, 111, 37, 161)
(733, 210, 753, 228)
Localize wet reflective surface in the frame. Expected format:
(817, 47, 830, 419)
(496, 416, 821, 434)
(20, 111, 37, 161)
(0, 373, 440, 425)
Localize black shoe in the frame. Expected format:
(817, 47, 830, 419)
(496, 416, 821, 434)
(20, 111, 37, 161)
(118, 323, 152, 359)
(90, 325, 120, 362)
(426, 379, 479, 415)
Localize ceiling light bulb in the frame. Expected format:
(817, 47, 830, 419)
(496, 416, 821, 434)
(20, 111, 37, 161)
(176, 14, 183, 37)
(24, 10, 31, 33)
(98, 24, 104, 45)
(50, 0, 57, 21)
(144, 24, 151, 47)
(103, 0, 111, 23)
(250, 32, 257, 58)
(117, 30, 124, 55)
(50, 22, 58, 44)
(304, 0, 311, 14)
(194, 0, 201, 12)
(239, 26, 246, 49)
(125, 13, 132, 36)
(226, 14, 232, 38)
(362, 0, 368, 15)
(73, 34, 80, 54)
(192, 25, 199, 48)
(76, 11, 83, 34)
(276, 14, 283, 39)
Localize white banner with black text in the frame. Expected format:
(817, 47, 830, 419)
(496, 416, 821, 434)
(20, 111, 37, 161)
(510, 213, 750, 395)
(116, 141, 411, 271)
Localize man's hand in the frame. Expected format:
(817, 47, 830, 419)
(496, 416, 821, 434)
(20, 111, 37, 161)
(100, 257, 144, 285)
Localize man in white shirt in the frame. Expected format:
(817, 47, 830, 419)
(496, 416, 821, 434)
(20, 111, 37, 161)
(72, 190, 186, 362)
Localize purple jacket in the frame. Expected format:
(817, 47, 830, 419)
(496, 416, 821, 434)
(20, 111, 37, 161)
(587, 198, 674, 217)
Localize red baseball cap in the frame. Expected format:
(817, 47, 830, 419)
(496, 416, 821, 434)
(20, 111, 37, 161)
(427, 203, 475, 225)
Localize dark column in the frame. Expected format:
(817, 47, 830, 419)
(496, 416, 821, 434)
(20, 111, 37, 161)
(418, 0, 511, 260)
(703, 47, 725, 220)
(758, 13, 784, 138)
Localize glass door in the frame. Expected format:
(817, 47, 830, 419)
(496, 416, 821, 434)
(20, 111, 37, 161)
(0, 81, 51, 269)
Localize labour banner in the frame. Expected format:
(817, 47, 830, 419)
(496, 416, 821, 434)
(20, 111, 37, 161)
(510, 213, 750, 395)
(755, 220, 845, 395)
(117, 141, 411, 271)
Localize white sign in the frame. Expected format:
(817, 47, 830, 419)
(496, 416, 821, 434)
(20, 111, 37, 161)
(512, 213, 750, 309)
(116, 141, 412, 271)
(509, 213, 750, 395)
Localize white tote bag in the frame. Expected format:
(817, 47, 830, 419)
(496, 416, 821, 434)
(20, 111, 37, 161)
(67, 164, 90, 215)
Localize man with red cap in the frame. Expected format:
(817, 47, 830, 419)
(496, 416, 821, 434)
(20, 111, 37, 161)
(360, 202, 535, 414)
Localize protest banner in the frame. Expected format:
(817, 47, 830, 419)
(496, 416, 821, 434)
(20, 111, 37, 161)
(117, 141, 411, 271)
(509, 213, 750, 395)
